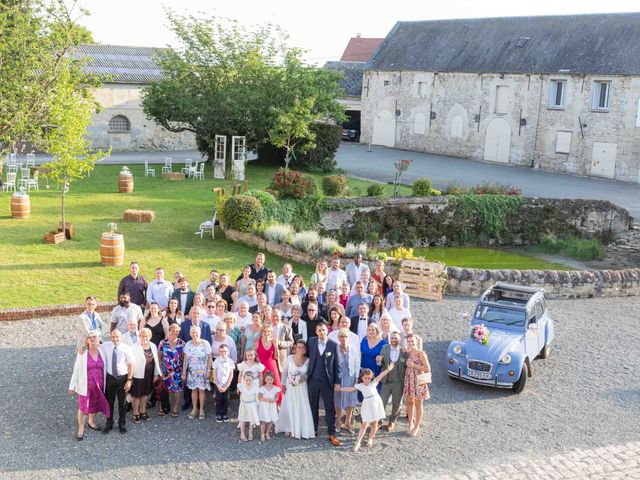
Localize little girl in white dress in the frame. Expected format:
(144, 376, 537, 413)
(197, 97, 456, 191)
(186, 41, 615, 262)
(258, 371, 281, 443)
(237, 372, 260, 441)
(237, 348, 265, 385)
(339, 364, 394, 452)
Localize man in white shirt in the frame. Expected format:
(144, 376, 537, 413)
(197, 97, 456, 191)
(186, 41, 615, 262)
(102, 329, 135, 434)
(234, 301, 252, 330)
(146, 267, 174, 309)
(326, 257, 348, 292)
(212, 344, 235, 422)
(346, 253, 368, 287)
(328, 316, 359, 349)
(389, 296, 411, 331)
(196, 269, 219, 295)
(202, 300, 219, 330)
(110, 292, 144, 334)
(277, 263, 295, 288)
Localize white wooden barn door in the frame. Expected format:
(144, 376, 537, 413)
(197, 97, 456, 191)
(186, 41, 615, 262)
(591, 142, 617, 179)
(484, 118, 511, 163)
(372, 110, 396, 147)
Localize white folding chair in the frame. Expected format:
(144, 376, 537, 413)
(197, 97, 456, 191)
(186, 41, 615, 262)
(18, 168, 30, 189)
(197, 211, 217, 239)
(193, 162, 205, 180)
(3, 172, 16, 192)
(26, 171, 39, 191)
(162, 157, 172, 174)
(144, 160, 156, 177)
(181, 158, 193, 175)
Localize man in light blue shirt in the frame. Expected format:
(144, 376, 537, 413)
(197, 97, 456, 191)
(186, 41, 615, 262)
(146, 267, 174, 309)
(345, 281, 372, 317)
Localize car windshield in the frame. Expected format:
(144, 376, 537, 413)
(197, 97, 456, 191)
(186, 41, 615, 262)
(475, 305, 526, 327)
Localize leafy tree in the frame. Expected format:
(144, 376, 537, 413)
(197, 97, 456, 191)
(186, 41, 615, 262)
(0, 0, 94, 152)
(142, 12, 345, 171)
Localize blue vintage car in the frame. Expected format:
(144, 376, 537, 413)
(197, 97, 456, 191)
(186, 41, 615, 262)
(447, 282, 554, 393)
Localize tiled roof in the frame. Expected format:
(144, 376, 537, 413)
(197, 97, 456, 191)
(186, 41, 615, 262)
(76, 44, 166, 84)
(370, 13, 640, 75)
(340, 37, 384, 62)
(324, 61, 365, 97)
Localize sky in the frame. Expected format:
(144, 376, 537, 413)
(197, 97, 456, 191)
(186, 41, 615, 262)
(76, 0, 640, 65)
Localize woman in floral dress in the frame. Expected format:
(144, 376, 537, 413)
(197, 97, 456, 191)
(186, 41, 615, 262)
(181, 325, 212, 419)
(403, 334, 431, 437)
(158, 323, 185, 416)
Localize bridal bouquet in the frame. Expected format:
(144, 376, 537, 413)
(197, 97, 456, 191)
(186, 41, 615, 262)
(288, 371, 302, 386)
(470, 324, 490, 346)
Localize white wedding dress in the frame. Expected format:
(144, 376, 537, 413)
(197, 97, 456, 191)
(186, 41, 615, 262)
(275, 355, 315, 439)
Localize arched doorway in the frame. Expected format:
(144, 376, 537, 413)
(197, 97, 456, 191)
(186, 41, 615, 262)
(484, 118, 511, 163)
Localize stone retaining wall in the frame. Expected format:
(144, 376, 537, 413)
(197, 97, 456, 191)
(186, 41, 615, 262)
(0, 301, 116, 322)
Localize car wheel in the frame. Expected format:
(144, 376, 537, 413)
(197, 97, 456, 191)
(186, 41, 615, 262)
(512, 362, 528, 394)
(540, 343, 551, 359)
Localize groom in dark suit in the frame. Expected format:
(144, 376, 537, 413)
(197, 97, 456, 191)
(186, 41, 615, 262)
(307, 321, 341, 446)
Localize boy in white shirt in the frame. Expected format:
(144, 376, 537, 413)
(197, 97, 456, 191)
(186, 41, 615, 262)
(212, 344, 235, 422)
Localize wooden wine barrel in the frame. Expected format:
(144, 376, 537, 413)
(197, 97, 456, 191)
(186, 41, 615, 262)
(100, 232, 125, 266)
(118, 173, 134, 193)
(11, 194, 30, 219)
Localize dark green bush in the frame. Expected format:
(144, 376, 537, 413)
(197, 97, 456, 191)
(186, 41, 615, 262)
(367, 183, 384, 196)
(412, 178, 433, 196)
(220, 195, 263, 233)
(269, 168, 317, 199)
(322, 175, 348, 196)
(292, 123, 342, 172)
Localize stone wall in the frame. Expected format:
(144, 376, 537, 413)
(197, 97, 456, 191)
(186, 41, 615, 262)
(446, 267, 640, 299)
(321, 196, 632, 245)
(361, 70, 640, 183)
(0, 302, 116, 322)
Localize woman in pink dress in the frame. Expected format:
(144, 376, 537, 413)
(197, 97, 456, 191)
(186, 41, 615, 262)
(403, 333, 431, 438)
(256, 324, 282, 406)
(69, 332, 110, 440)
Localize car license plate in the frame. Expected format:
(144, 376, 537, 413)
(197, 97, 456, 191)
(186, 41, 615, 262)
(467, 369, 491, 380)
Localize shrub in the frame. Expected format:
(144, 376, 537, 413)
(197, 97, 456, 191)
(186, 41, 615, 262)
(344, 241, 368, 257)
(374, 252, 388, 261)
(245, 190, 278, 219)
(443, 181, 467, 195)
(322, 175, 348, 196)
(367, 183, 384, 196)
(220, 195, 263, 233)
(264, 223, 294, 244)
(269, 168, 316, 199)
(318, 236, 340, 255)
(412, 178, 433, 196)
(292, 123, 342, 172)
(430, 189, 442, 196)
(538, 233, 603, 260)
(291, 230, 320, 252)
(391, 246, 414, 260)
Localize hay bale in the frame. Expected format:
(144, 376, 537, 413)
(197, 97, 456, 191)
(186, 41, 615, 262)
(123, 209, 155, 223)
(163, 172, 185, 181)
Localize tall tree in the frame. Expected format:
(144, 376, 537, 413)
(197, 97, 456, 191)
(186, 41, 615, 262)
(0, 0, 94, 152)
(142, 12, 345, 170)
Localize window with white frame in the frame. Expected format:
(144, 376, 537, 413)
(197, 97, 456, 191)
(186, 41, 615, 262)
(108, 115, 130, 132)
(592, 81, 610, 111)
(548, 80, 566, 108)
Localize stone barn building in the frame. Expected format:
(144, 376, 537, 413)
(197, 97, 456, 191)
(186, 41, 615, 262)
(79, 44, 196, 152)
(361, 13, 640, 182)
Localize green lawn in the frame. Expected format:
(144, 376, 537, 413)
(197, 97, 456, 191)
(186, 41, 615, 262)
(388, 247, 573, 270)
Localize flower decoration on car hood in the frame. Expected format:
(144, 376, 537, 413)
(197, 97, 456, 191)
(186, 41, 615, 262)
(470, 324, 490, 346)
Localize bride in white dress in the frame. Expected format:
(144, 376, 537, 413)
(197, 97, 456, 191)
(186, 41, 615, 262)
(275, 340, 315, 439)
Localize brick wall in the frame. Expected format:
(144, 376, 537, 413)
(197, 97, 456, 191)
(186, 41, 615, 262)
(0, 301, 116, 322)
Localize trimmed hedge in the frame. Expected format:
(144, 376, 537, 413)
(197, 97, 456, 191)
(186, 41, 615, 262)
(412, 178, 432, 196)
(220, 195, 263, 233)
(367, 183, 384, 196)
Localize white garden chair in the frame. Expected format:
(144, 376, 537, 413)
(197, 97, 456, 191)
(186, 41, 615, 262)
(25, 153, 36, 168)
(144, 160, 156, 177)
(26, 171, 39, 191)
(7, 164, 18, 174)
(162, 157, 172, 174)
(18, 168, 30, 189)
(196, 211, 217, 239)
(3, 172, 16, 192)
(192, 162, 205, 180)
(181, 158, 193, 175)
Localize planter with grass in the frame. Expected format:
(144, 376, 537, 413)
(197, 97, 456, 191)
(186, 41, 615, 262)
(44, 230, 65, 244)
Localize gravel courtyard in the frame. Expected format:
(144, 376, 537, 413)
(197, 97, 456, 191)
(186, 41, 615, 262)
(0, 296, 638, 479)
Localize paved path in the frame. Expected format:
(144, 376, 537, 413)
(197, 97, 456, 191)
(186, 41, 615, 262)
(336, 142, 640, 219)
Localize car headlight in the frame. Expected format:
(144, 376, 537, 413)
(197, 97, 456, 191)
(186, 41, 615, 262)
(500, 354, 512, 365)
(453, 345, 462, 355)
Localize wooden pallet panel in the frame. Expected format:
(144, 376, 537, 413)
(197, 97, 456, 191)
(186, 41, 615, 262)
(398, 259, 446, 301)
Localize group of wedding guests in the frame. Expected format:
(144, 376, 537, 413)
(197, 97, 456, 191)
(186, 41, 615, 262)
(69, 253, 432, 450)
